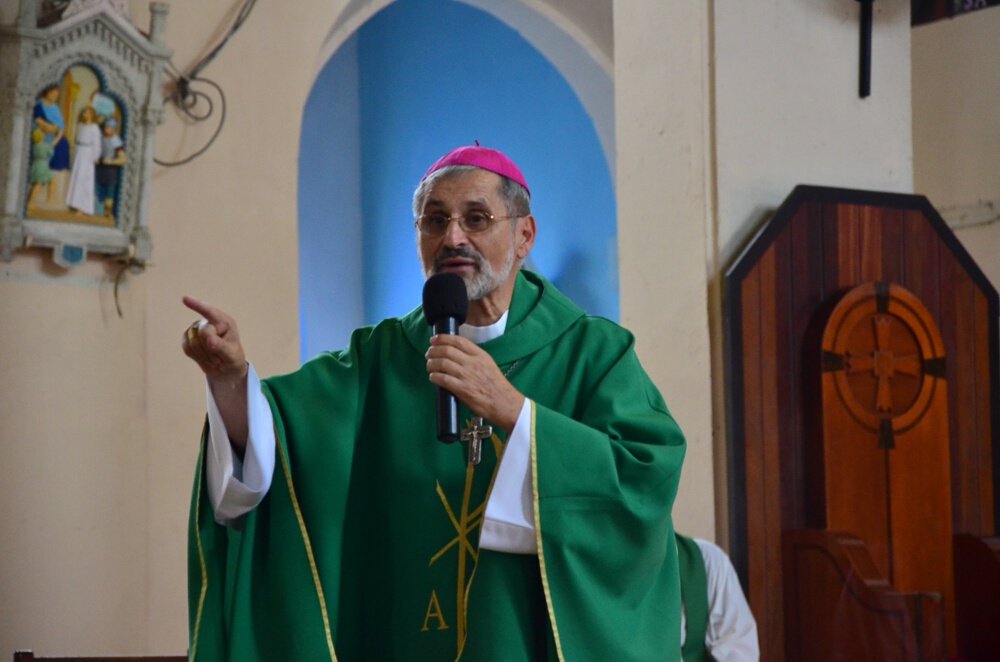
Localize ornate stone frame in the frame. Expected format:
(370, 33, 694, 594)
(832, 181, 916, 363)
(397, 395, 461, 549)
(0, 1, 170, 268)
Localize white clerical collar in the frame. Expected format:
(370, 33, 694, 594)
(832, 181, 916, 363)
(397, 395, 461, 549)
(459, 309, 509, 344)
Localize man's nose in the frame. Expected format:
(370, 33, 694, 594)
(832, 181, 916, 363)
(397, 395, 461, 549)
(441, 217, 470, 246)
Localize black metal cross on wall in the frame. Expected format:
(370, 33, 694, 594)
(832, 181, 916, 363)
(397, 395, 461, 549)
(857, 0, 874, 98)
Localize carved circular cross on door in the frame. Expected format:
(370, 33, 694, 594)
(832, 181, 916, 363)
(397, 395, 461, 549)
(821, 282, 946, 447)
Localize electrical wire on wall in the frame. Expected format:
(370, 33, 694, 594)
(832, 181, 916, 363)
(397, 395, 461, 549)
(153, 0, 258, 167)
(153, 63, 226, 167)
(112, 0, 258, 317)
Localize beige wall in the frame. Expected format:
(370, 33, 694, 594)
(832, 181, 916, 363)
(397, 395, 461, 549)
(913, 8, 1000, 289)
(1, 0, 967, 655)
(715, 0, 914, 265)
(0, 254, 149, 654)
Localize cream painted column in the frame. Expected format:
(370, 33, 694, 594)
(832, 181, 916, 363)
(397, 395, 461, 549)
(613, 2, 716, 540)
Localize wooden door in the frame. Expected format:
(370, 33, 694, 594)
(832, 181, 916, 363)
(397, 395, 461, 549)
(820, 281, 955, 651)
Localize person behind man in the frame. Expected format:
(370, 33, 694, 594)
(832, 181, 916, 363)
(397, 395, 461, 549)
(677, 534, 759, 661)
(182, 145, 687, 661)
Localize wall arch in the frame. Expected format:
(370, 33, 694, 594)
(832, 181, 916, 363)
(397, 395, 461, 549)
(313, 0, 614, 172)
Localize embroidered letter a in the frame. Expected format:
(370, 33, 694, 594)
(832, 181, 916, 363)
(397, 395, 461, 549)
(421, 590, 449, 632)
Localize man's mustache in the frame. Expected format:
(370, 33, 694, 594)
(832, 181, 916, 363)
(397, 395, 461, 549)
(433, 247, 484, 272)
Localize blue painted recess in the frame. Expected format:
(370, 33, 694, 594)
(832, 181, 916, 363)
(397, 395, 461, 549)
(299, 0, 616, 361)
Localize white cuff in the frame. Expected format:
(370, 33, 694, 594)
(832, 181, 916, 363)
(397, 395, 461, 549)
(204, 363, 276, 525)
(480, 399, 537, 554)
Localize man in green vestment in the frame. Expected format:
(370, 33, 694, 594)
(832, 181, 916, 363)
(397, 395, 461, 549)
(182, 145, 687, 661)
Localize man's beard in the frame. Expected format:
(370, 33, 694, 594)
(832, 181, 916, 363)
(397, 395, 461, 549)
(425, 241, 517, 301)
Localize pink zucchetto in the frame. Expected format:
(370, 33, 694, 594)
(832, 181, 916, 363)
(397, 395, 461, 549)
(421, 144, 530, 197)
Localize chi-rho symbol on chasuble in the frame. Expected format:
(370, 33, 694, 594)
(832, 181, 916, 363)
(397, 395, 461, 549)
(423, 429, 506, 644)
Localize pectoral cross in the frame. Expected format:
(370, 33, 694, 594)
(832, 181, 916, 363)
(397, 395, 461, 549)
(460, 417, 492, 466)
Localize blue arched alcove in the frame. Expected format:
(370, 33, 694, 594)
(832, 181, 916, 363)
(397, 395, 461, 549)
(299, 0, 616, 361)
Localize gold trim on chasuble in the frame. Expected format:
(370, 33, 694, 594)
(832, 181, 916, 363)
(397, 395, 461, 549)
(275, 433, 338, 661)
(190, 438, 209, 662)
(192, 430, 338, 662)
(530, 402, 567, 662)
(428, 423, 508, 660)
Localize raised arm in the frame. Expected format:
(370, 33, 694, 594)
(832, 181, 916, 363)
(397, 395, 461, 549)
(181, 296, 249, 454)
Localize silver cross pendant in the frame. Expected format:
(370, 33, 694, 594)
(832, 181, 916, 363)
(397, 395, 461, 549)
(460, 417, 492, 466)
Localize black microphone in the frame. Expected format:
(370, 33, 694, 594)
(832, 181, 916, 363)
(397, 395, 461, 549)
(422, 272, 469, 443)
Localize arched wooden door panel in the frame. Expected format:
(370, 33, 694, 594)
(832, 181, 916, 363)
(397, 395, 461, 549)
(820, 281, 954, 649)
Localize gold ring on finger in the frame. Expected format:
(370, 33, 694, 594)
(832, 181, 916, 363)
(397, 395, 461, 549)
(186, 323, 199, 344)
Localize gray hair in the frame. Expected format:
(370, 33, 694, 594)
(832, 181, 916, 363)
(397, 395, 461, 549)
(412, 165, 531, 218)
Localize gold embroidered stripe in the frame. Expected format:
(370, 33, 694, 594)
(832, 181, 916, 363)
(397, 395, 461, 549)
(530, 402, 566, 662)
(191, 439, 209, 662)
(277, 434, 338, 661)
(456, 429, 505, 660)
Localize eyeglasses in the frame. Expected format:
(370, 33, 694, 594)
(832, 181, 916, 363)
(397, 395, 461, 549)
(414, 211, 522, 237)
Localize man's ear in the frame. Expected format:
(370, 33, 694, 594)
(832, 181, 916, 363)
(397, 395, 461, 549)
(516, 215, 537, 260)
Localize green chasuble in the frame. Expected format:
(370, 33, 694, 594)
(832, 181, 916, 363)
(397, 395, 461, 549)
(188, 270, 687, 661)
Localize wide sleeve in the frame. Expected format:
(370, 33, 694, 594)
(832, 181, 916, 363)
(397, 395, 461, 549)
(188, 327, 377, 661)
(532, 341, 686, 662)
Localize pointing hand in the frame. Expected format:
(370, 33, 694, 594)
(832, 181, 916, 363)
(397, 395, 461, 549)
(181, 296, 248, 384)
